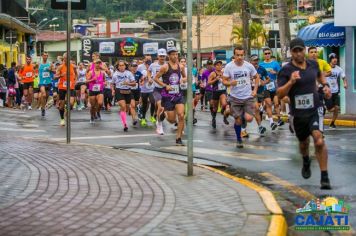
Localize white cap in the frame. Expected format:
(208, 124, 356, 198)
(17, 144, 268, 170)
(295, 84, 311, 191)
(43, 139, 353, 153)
(157, 48, 167, 56)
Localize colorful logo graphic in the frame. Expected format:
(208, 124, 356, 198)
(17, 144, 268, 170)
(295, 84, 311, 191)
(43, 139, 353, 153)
(295, 197, 351, 231)
(120, 38, 138, 56)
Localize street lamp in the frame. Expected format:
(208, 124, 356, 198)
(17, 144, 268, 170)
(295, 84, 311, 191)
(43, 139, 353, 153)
(150, 22, 172, 38)
(49, 24, 60, 40)
(38, 17, 59, 30)
(264, 3, 276, 30)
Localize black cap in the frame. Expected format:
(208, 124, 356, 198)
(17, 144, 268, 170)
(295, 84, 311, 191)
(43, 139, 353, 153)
(329, 53, 337, 60)
(290, 38, 305, 51)
(250, 54, 259, 61)
(206, 59, 213, 65)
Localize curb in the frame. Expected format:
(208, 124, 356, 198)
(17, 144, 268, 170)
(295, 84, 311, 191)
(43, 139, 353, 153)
(197, 165, 287, 236)
(275, 116, 356, 127)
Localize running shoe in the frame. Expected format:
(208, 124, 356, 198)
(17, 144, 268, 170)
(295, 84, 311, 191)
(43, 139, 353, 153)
(156, 121, 164, 135)
(73, 102, 77, 110)
(150, 116, 157, 123)
(90, 117, 95, 124)
(28, 105, 32, 110)
(241, 130, 249, 138)
(258, 126, 267, 135)
(41, 109, 45, 117)
(277, 119, 285, 126)
(97, 112, 101, 121)
(193, 118, 198, 125)
(133, 119, 138, 126)
(140, 119, 147, 127)
(271, 122, 278, 131)
(212, 117, 216, 129)
(320, 178, 332, 190)
(301, 159, 311, 179)
(236, 140, 243, 148)
(223, 116, 229, 125)
(329, 123, 336, 129)
(176, 138, 184, 146)
(124, 126, 128, 132)
(60, 119, 65, 126)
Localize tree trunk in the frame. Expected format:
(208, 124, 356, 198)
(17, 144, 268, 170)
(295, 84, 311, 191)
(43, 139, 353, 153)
(277, 0, 291, 61)
(241, 0, 250, 58)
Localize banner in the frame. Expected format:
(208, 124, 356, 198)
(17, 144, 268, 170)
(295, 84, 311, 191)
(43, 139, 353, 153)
(82, 37, 177, 64)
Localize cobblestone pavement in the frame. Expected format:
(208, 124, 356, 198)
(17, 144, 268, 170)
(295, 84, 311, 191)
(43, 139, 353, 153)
(0, 137, 269, 236)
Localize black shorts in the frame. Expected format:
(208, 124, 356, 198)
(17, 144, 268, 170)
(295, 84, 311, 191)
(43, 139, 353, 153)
(39, 84, 51, 92)
(53, 87, 58, 93)
(205, 90, 213, 101)
(58, 89, 76, 100)
(115, 89, 132, 104)
(132, 90, 141, 102)
(257, 90, 269, 103)
(162, 96, 184, 111)
(325, 93, 340, 110)
(104, 88, 113, 98)
(89, 90, 103, 97)
(33, 88, 40, 93)
(212, 90, 226, 100)
(264, 90, 276, 100)
(292, 108, 324, 142)
(75, 82, 86, 91)
(23, 82, 34, 90)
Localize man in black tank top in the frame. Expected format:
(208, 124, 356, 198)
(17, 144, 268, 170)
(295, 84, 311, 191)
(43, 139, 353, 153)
(153, 47, 187, 146)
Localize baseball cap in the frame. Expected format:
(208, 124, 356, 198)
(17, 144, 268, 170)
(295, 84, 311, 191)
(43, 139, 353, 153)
(329, 53, 337, 60)
(130, 61, 138, 67)
(157, 48, 167, 56)
(250, 54, 259, 61)
(290, 38, 305, 51)
(167, 47, 178, 54)
(206, 59, 213, 65)
(214, 60, 223, 65)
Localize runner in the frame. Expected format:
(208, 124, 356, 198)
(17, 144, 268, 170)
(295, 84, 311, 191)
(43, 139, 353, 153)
(222, 46, 259, 148)
(149, 48, 167, 135)
(250, 54, 268, 135)
(104, 64, 114, 111)
(33, 64, 40, 109)
(201, 60, 215, 124)
(75, 62, 87, 110)
(260, 48, 284, 127)
(325, 53, 348, 129)
(307, 47, 332, 77)
(208, 60, 230, 128)
(112, 60, 137, 132)
(138, 55, 152, 73)
(129, 62, 143, 123)
(56, 53, 77, 126)
(140, 60, 156, 126)
(19, 56, 35, 110)
(38, 52, 54, 117)
(86, 59, 106, 123)
(277, 38, 332, 189)
(153, 47, 187, 145)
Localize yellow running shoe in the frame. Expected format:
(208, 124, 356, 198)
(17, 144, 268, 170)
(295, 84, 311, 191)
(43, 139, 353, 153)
(241, 130, 249, 138)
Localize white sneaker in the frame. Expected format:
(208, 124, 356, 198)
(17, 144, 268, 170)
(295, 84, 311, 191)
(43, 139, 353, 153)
(156, 121, 164, 135)
(28, 106, 32, 110)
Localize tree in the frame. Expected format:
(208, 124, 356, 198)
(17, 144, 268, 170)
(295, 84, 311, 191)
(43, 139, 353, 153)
(231, 22, 266, 49)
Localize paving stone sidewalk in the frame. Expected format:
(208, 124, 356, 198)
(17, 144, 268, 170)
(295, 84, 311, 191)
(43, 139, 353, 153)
(0, 137, 270, 236)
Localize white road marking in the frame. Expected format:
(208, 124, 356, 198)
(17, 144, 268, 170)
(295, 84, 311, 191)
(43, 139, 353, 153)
(163, 146, 291, 162)
(50, 133, 175, 141)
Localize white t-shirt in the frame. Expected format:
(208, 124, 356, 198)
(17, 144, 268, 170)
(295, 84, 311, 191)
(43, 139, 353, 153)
(149, 62, 165, 88)
(112, 70, 135, 89)
(223, 60, 257, 100)
(137, 63, 146, 73)
(327, 65, 345, 94)
(140, 70, 155, 93)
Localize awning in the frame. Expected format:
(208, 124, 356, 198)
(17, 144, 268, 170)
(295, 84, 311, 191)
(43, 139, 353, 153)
(0, 13, 36, 34)
(297, 22, 345, 47)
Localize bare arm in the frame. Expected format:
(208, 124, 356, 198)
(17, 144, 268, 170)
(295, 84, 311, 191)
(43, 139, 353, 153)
(277, 71, 300, 99)
(208, 72, 217, 85)
(222, 76, 237, 87)
(154, 65, 168, 87)
(252, 74, 259, 96)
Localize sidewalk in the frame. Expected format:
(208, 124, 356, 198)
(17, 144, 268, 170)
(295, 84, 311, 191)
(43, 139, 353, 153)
(276, 113, 356, 127)
(0, 137, 273, 236)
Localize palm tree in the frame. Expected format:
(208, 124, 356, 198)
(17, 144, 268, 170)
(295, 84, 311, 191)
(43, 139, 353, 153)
(231, 22, 267, 49)
(231, 25, 243, 45)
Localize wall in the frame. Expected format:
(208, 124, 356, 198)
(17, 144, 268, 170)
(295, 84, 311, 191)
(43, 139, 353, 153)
(344, 27, 356, 114)
(43, 39, 82, 63)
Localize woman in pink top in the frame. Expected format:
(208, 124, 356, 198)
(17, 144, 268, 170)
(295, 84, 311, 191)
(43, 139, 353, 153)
(86, 59, 105, 123)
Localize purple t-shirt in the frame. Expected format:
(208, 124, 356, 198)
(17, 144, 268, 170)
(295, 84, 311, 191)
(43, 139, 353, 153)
(201, 69, 214, 91)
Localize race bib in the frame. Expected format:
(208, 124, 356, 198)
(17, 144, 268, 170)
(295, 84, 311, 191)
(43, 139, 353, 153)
(236, 77, 249, 87)
(295, 93, 314, 109)
(328, 79, 338, 93)
(26, 72, 33, 78)
(180, 83, 188, 90)
(92, 84, 101, 92)
(169, 84, 180, 94)
(105, 81, 111, 89)
(147, 82, 155, 90)
(218, 81, 226, 91)
(63, 81, 67, 88)
(266, 82, 275, 91)
(78, 77, 86, 83)
(42, 72, 50, 78)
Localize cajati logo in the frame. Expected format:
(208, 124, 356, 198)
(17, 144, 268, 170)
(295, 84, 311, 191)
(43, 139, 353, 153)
(120, 38, 138, 56)
(295, 197, 351, 231)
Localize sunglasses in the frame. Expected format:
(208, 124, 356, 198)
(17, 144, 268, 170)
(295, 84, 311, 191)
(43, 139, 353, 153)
(264, 52, 271, 55)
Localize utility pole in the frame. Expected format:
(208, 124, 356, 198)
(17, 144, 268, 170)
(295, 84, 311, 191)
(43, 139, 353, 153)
(196, 0, 202, 69)
(277, 0, 291, 61)
(241, 0, 250, 58)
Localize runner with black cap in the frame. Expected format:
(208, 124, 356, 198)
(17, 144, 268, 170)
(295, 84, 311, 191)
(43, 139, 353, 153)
(325, 53, 348, 129)
(154, 46, 187, 145)
(208, 60, 230, 126)
(277, 38, 332, 190)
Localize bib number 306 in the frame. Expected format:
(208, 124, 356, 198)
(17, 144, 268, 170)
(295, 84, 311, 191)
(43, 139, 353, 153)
(295, 93, 314, 109)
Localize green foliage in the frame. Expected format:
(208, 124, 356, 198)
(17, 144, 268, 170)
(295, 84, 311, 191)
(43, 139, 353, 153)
(231, 22, 267, 49)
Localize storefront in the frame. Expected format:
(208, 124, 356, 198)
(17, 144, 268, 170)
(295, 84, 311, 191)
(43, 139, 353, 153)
(298, 22, 350, 114)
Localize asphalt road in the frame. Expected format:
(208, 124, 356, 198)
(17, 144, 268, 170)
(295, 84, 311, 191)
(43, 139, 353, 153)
(1, 106, 355, 235)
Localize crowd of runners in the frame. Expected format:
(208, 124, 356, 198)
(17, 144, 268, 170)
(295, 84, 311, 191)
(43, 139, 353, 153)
(0, 38, 349, 189)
